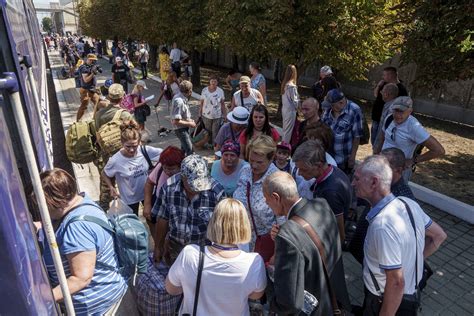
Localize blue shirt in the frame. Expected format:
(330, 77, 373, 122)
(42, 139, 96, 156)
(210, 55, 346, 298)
(211, 159, 248, 196)
(322, 99, 363, 166)
(42, 195, 127, 315)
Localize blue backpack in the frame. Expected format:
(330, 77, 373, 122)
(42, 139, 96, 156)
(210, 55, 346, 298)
(66, 204, 149, 281)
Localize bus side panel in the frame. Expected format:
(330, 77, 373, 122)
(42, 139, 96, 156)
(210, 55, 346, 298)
(0, 98, 58, 314)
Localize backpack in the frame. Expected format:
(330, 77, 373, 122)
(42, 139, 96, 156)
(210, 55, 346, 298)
(66, 204, 149, 280)
(65, 120, 98, 163)
(97, 109, 125, 155)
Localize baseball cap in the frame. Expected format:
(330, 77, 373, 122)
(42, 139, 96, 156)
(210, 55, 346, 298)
(108, 83, 125, 99)
(115, 56, 122, 62)
(221, 141, 240, 156)
(239, 76, 251, 84)
(181, 155, 212, 192)
(277, 141, 292, 152)
(136, 80, 148, 89)
(104, 79, 113, 89)
(390, 96, 413, 111)
(227, 106, 249, 125)
(87, 53, 98, 60)
(326, 89, 345, 104)
(320, 65, 333, 76)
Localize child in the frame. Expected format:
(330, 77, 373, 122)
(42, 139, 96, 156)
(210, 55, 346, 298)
(274, 142, 299, 180)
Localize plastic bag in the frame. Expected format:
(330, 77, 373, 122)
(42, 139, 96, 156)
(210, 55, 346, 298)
(108, 198, 133, 218)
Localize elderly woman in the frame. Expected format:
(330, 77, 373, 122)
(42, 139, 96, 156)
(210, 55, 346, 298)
(166, 198, 267, 315)
(38, 168, 128, 315)
(211, 141, 248, 196)
(233, 135, 282, 262)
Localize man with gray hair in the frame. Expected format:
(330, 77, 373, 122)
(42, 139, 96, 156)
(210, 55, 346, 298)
(352, 155, 446, 315)
(372, 83, 399, 151)
(171, 80, 196, 155)
(263, 171, 350, 316)
(293, 139, 352, 243)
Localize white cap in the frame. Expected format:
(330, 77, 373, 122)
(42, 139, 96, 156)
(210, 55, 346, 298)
(136, 80, 148, 89)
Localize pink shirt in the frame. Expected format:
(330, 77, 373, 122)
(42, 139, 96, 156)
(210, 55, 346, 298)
(239, 127, 280, 147)
(147, 163, 169, 190)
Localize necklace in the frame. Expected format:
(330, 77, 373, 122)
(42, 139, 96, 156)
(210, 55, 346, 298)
(211, 243, 239, 251)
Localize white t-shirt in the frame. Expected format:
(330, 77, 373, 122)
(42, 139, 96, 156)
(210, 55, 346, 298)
(201, 86, 225, 119)
(104, 146, 162, 204)
(382, 115, 430, 159)
(170, 48, 181, 63)
(139, 48, 149, 63)
(233, 88, 260, 112)
(168, 245, 267, 316)
(363, 196, 432, 296)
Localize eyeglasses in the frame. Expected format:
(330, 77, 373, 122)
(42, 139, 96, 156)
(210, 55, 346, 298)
(390, 126, 397, 141)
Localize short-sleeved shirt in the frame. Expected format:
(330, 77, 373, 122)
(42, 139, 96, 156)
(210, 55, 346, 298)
(104, 146, 162, 204)
(95, 104, 132, 131)
(214, 123, 244, 147)
(201, 86, 225, 119)
(171, 93, 191, 129)
(169, 48, 181, 63)
(168, 245, 267, 316)
(311, 166, 351, 218)
(41, 195, 127, 315)
(111, 64, 130, 83)
(138, 48, 149, 63)
(371, 82, 408, 122)
(79, 64, 96, 90)
(233, 88, 261, 112)
(363, 194, 432, 296)
(382, 115, 430, 159)
(147, 163, 170, 189)
(152, 174, 225, 245)
(251, 73, 266, 91)
(239, 128, 280, 149)
(322, 100, 364, 166)
(211, 159, 248, 196)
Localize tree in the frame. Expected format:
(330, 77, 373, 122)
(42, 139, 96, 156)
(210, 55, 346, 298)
(207, 1, 406, 80)
(398, 0, 474, 88)
(42, 17, 53, 33)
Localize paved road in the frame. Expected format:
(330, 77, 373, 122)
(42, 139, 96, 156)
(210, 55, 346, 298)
(50, 51, 474, 316)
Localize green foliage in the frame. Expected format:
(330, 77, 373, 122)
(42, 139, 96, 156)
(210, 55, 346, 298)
(41, 17, 53, 33)
(399, 0, 474, 87)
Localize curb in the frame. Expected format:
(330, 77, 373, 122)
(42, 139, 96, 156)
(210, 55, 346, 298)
(102, 55, 474, 223)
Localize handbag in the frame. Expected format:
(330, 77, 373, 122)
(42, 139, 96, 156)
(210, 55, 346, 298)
(246, 182, 275, 263)
(180, 244, 205, 316)
(367, 198, 421, 313)
(291, 215, 344, 316)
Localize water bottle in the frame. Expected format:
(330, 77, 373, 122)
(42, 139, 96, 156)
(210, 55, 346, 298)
(302, 290, 319, 314)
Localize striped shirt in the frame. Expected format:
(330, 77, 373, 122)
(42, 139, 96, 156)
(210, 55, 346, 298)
(42, 195, 127, 315)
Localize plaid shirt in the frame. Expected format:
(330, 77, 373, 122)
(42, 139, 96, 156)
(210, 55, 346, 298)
(152, 173, 225, 245)
(322, 99, 363, 166)
(135, 254, 181, 315)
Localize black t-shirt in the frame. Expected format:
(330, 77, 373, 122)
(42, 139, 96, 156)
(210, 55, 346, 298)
(79, 64, 96, 90)
(313, 166, 352, 218)
(371, 82, 408, 122)
(111, 64, 129, 83)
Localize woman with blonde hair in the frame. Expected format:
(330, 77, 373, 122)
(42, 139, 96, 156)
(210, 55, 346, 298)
(280, 64, 299, 143)
(102, 120, 162, 214)
(233, 135, 282, 263)
(166, 198, 266, 316)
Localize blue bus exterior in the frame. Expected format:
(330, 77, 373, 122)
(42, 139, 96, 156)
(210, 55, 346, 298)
(0, 0, 58, 314)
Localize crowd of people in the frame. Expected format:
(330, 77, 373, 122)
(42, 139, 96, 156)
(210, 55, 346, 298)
(43, 35, 450, 315)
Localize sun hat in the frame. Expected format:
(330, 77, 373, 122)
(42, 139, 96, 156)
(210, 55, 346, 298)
(87, 53, 98, 60)
(136, 80, 148, 89)
(181, 155, 212, 192)
(326, 89, 345, 104)
(390, 96, 413, 111)
(239, 76, 251, 84)
(227, 106, 250, 125)
(108, 83, 125, 99)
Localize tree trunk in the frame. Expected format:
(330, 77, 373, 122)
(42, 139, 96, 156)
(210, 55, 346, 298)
(149, 44, 158, 71)
(232, 54, 239, 71)
(191, 49, 201, 88)
(101, 38, 108, 56)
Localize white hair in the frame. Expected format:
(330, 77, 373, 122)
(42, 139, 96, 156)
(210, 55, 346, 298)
(359, 155, 392, 191)
(263, 171, 299, 200)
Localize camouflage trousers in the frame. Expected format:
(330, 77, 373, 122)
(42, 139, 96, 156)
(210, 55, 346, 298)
(93, 152, 113, 211)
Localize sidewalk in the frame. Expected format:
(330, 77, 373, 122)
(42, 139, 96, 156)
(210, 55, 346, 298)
(49, 51, 473, 315)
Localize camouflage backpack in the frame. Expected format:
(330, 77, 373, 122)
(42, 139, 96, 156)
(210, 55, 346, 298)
(65, 120, 98, 164)
(97, 109, 125, 155)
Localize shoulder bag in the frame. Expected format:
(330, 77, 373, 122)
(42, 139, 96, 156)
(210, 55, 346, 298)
(180, 244, 205, 316)
(291, 215, 343, 315)
(246, 182, 275, 263)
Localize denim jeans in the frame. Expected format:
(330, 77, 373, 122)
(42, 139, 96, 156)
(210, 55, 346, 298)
(140, 62, 148, 79)
(175, 127, 193, 155)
